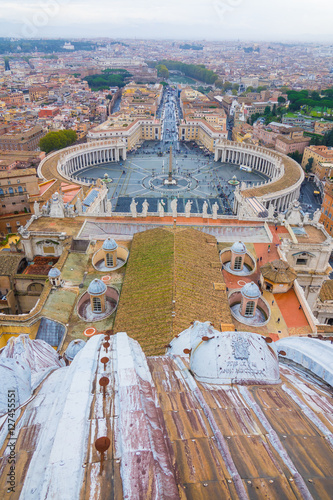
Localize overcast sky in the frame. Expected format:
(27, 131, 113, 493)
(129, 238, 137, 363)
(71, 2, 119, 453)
(1, 0, 333, 41)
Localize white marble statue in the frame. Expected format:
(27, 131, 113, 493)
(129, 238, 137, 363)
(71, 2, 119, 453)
(285, 200, 303, 225)
(106, 199, 112, 216)
(66, 205, 75, 217)
(33, 200, 40, 216)
(49, 192, 65, 218)
(212, 202, 219, 220)
(76, 196, 82, 215)
(171, 198, 178, 218)
(185, 200, 192, 218)
(312, 208, 321, 224)
(202, 201, 208, 217)
(142, 199, 149, 217)
(130, 198, 138, 218)
(268, 204, 275, 219)
(158, 200, 165, 217)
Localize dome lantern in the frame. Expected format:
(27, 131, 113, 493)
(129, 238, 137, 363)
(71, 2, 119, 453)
(240, 281, 261, 318)
(230, 241, 246, 271)
(48, 267, 61, 287)
(102, 238, 118, 268)
(87, 278, 107, 314)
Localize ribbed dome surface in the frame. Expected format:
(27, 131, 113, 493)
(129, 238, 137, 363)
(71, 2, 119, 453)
(260, 259, 297, 284)
(241, 281, 261, 299)
(231, 241, 246, 254)
(48, 267, 61, 278)
(87, 278, 107, 296)
(102, 238, 118, 251)
(65, 339, 86, 362)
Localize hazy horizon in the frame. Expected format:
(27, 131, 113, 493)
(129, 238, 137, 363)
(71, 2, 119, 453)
(0, 0, 332, 43)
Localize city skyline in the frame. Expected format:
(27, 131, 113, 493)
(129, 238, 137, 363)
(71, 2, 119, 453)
(1, 0, 333, 42)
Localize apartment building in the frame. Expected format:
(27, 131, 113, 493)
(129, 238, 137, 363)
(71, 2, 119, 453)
(302, 145, 333, 171)
(320, 177, 333, 236)
(0, 126, 45, 152)
(0, 169, 39, 233)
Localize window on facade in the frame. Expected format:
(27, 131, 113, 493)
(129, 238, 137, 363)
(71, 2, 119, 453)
(234, 256, 242, 270)
(9, 187, 14, 196)
(0, 188, 3, 197)
(106, 253, 114, 267)
(18, 186, 23, 193)
(93, 296, 102, 312)
(28, 283, 43, 293)
(296, 258, 307, 265)
(245, 301, 255, 317)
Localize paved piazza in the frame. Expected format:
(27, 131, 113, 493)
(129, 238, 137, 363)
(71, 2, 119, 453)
(76, 141, 268, 215)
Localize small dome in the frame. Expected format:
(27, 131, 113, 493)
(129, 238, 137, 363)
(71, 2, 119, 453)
(167, 321, 215, 356)
(102, 238, 118, 251)
(87, 278, 107, 296)
(189, 329, 280, 385)
(231, 241, 246, 254)
(261, 260, 297, 284)
(48, 267, 61, 278)
(241, 281, 261, 299)
(65, 339, 85, 362)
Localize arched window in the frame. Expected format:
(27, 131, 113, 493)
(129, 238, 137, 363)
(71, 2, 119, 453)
(106, 253, 114, 267)
(9, 187, 14, 196)
(234, 256, 242, 270)
(0, 188, 3, 197)
(18, 185, 23, 193)
(93, 296, 102, 312)
(245, 301, 255, 317)
(28, 283, 44, 293)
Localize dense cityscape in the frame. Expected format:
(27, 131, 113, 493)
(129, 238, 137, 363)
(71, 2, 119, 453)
(0, 5, 333, 498)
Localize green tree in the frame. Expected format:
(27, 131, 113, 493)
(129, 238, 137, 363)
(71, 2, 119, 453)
(231, 89, 238, 96)
(324, 129, 333, 147)
(278, 96, 286, 104)
(305, 157, 314, 173)
(280, 86, 289, 93)
(156, 64, 169, 80)
(39, 129, 77, 154)
(232, 83, 239, 91)
(223, 81, 233, 91)
(288, 151, 302, 164)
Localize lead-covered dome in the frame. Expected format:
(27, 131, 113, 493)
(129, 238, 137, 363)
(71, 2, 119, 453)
(48, 267, 61, 278)
(241, 281, 261, 299)
(231, 241, 246, 254)
(0, 358, 31, 414)
(87, 278, 107, 296)
(190, 330, 280, 385)
(102, 238, 118, 251)
(65, 339, 86, 362)
(166, 321, 216, 357)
